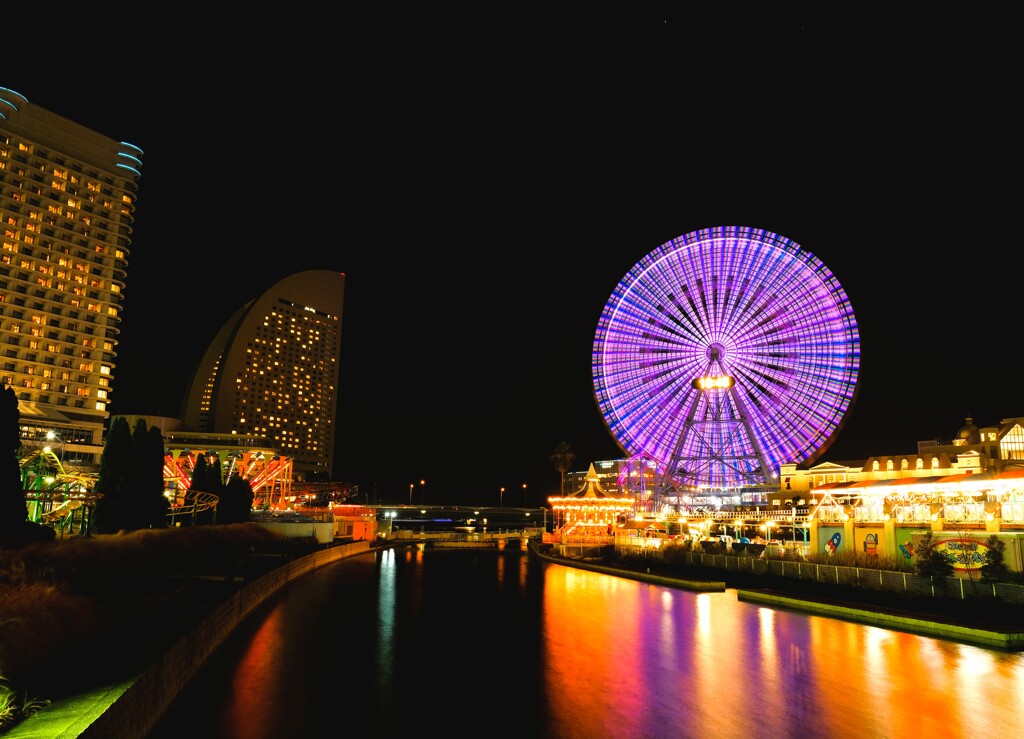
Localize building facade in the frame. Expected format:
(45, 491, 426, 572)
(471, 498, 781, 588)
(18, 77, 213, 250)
(180, 270, 345, 479)
(0, 87, 141, 467)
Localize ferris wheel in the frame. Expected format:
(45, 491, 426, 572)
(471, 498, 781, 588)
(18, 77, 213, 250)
(592, 225, 860, 495)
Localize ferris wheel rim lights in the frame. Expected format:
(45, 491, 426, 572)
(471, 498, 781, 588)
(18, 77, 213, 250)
(592, 225, 860, 491)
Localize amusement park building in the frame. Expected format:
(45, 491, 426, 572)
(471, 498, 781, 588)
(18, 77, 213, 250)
(771, 417, 1024, 504)
(180, 270, 345, 480)
(557, 417, 1024, 571)
(0, 88, 141, 467)
(568, 417, 1024, 511)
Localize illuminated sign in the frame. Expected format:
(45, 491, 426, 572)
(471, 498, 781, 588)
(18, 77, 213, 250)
(932, 538, 991, 571)
(691, 375, 735, 390)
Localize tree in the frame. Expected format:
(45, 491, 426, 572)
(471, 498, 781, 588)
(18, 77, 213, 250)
(92, 415, 134, 534)
(980, 534, 1011, 584)
(0, 386, 54, 547)
(127, 420, 169, 530)
(218, 476, 255, 524)
(914, 531, 953, 594)
(550, 441, 575, 495)
(0, 386, 27, 533)
(182, 454, 207, 527)
(188, 450, 222, 525)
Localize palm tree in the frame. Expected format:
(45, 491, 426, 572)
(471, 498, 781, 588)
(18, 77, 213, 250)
(550, 441, 576, 495)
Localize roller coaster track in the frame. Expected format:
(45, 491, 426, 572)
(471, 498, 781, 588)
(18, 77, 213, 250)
(21, 448, 220, 533)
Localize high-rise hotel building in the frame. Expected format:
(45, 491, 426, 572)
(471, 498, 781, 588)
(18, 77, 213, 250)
(181, 271, 345, 480)
(0, 87, 141, 466)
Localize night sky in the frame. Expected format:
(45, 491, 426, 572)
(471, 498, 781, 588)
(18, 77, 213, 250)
(4, 17, 1018, 506)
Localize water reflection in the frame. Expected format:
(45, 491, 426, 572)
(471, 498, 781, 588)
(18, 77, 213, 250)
(147, 550, 1024, 739)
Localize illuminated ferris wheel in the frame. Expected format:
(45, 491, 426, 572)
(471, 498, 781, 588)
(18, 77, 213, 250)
(592, 225, 860, 496)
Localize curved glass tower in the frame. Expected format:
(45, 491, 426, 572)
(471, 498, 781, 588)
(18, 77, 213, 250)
(181, 270, 345, 479)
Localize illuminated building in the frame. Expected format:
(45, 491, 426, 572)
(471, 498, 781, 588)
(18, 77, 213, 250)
(0, 87, 141, 466)
(181, 270, 344, 480)
(774, 416, 1024, 502)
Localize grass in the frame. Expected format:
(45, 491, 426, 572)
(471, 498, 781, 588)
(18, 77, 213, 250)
(0, 523, 320, 732)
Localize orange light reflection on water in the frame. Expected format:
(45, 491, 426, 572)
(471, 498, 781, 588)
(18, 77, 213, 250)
(222, 606, 287, 738)
(540, 563, 1024, 738)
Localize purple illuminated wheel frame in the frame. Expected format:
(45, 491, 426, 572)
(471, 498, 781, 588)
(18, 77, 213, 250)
(592, 226, 860, 492)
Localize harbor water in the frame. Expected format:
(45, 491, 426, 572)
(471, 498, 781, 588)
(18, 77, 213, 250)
(146, 546, 1024, 738)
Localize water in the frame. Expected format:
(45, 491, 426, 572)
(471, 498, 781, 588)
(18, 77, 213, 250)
(147, 547, 1024, 738)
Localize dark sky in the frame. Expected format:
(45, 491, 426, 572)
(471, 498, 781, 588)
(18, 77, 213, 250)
(5, 16, 1018, 506)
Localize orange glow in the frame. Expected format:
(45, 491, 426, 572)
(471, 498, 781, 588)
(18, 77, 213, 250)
(538, 564, 1024, 736)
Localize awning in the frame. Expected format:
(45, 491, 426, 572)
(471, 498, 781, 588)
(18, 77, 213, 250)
(15, 400, 73, 423)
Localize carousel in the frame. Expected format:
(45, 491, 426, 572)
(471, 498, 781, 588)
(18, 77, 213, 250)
(548, 463, 634, 537)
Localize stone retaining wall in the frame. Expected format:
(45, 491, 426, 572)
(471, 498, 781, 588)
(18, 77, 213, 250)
(77, 540, 371, 738)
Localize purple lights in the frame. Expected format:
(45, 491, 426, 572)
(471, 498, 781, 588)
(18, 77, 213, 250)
(592, 226, 860, 491)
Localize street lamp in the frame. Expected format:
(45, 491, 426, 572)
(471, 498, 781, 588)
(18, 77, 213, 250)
(522, 483, 527, 507)
(500, 486, 505, 507)
(408, 483, 414, 505)
(420, 479, 426, 505)
(44, 429, 64, 464)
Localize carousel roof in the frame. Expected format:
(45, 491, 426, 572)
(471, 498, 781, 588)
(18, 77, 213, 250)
(570, 463, 621, 499)
(549, 463, 629, 502)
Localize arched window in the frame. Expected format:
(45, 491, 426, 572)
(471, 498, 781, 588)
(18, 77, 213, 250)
(931, 457, 939, 469)
(886, 459, 894, 471)
(916, 458, 924, 470)
(872, 460, 880, 472)
(901, 458, 909, 470)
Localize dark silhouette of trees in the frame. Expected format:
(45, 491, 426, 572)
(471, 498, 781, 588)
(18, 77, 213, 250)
(94, 415, 169, 533)
(218, 476, 255, 524)
(980, 534, 1011, 584)
(187, 450, 222, 525)
(92, 415, 134, 533)
(914, 531, 954, 595)
(550, 441, 576, 495)
(125, 418, 169, 530)
(0, 386, 54, 547)
(0, 387, 26, 533)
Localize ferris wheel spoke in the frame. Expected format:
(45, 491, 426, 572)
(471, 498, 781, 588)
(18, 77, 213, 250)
(593, 226, 860, 497)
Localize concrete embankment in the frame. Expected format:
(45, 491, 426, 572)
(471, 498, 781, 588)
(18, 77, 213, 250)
(7, 540, 373, 739)
(736, 589, 1024, 650)
(530, 541, 1024, 651)
(532, 545, 725, 592)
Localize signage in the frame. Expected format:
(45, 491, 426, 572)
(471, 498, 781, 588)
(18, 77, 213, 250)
(932, 538, 991, 571)
(691, 375, 735, 390)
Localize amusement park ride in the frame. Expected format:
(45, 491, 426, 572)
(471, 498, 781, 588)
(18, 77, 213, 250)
(20, 443, 347, 536)
(594, 226, 861, 513)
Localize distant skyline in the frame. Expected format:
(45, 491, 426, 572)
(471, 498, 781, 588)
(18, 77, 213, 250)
(4, 18, 1018, 506)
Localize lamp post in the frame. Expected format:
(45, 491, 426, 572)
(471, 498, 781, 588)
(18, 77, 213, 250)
(791, 505, 797, 545)
(420, 479, 426, 506)
(45, 430, 64, 463)
(522, 483, 527, 507)
(500, 486, 505, 507)
(408, 483, 414, 505)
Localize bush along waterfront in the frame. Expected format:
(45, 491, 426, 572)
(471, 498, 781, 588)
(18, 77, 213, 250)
(558, 534, 1024, 633)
